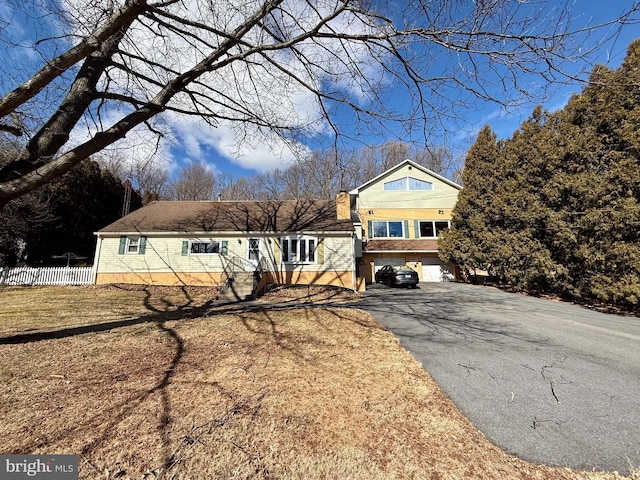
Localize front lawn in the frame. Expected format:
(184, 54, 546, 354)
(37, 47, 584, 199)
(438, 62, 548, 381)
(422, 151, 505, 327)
(0, 285, 635, 479)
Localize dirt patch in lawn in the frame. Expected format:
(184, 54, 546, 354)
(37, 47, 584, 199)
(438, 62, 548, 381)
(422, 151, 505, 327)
(0, 285, 637, 479)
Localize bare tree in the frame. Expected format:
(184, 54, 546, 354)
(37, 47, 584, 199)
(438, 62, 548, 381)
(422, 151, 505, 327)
(254, 169, 287, 200)
(1, 0, 639, 207)
(218, 175, 260, 201)
(413, 145, 458, 178)
(168, 162, 216, 200)
(94, 150, 170, 200)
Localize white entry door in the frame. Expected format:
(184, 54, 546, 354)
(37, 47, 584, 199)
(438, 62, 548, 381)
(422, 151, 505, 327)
(246, 238, 260, 270)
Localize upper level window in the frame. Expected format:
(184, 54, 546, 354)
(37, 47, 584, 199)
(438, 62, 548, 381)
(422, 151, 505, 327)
(190, 241, 220, 254)
(408, 177, 433, 190)
(419, 221, 450, 238)
(282, 236, 316, 263)
(383, 178, 406, 190)
(372, 220, 404, 238)
(383, 176, 433, 191)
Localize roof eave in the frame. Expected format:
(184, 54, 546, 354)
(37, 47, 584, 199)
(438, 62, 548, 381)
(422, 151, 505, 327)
(364, 249, 440, 253)
(96, 229, 354, 237)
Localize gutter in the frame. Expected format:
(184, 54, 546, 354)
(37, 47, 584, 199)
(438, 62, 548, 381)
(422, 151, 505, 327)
(351, 232, 357, 292)
(364, 249, 440, 254)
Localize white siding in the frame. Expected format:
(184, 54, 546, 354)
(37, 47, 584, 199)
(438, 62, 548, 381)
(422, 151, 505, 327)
(95, 234, 353, 274)
(96, 236, 232, 274)
(356, 164, 459, 210)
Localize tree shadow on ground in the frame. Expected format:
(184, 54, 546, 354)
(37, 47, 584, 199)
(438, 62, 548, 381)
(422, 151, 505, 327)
(0, 285, 371, 478)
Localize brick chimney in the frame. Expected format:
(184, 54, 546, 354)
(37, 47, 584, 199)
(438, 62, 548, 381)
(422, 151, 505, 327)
(336, 191, 351, 220)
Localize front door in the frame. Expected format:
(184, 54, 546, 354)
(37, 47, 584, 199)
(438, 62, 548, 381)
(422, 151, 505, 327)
(247, 238, 260, 270)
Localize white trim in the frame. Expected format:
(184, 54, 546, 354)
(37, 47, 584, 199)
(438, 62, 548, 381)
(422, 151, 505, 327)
(281, 235, 318, 264)
(417, 220, 451, 239)
(370, 219, 405, 239)
(124, 237, 140, 254)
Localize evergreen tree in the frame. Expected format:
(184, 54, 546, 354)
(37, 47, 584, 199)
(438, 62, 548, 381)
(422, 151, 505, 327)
(440, 125, 503, 279)
(551, 40, 640, 306)
(445, 40, 640, 310)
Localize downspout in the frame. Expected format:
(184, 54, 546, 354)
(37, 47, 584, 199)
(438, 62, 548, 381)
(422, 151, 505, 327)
(92, 234, 102, 284)
(351, 232, 356, 292)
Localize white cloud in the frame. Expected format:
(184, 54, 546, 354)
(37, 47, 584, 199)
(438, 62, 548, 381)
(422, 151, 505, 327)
(168, 114, 306, 172)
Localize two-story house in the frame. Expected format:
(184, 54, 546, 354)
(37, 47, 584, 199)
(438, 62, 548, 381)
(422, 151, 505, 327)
(345, 159, 462, 283)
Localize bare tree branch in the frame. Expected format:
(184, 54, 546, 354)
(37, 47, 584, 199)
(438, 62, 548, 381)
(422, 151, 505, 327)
(1, 0, 639, 207)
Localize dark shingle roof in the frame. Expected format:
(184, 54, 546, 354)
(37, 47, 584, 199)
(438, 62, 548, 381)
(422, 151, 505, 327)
(98, 200, 353, 234)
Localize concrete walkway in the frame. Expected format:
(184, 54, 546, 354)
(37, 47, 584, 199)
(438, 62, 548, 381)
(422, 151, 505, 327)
(354, 282, 640, 475)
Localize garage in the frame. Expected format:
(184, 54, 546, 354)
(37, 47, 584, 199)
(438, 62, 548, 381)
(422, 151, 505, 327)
(421, 256, 452, 282)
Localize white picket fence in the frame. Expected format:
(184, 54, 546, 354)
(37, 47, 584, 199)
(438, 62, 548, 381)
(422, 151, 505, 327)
(0, 267, 94, 286)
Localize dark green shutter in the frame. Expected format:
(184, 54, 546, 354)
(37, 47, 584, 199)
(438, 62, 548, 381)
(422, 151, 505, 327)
(414, 220, 420, 238)
(118, 237, 126, 255)
(367, 220, 372, 239)
(182, 241, 189, 256)
(221, 240, 228, 255)
(139, 236, 147, 254)
(404, 220, 409, 238)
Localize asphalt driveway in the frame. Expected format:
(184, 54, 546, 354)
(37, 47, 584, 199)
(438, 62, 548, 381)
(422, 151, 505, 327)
(355, 282, 640, 474)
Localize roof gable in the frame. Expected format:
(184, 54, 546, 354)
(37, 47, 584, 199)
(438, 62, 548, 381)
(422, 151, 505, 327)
(350, 159, 462, 194)
(98, 200, 353, 235)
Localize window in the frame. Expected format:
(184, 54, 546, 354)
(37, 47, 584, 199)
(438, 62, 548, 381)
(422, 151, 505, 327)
(282, 236, 316, 263)
(119, 236, 146, 255)
(248, 238, 260, 262)
(372, 220, 404, 238)
(383, 176, 433, 191)
(408, 177, 433, 190)
(127, 237, 140, 254)
(182, 240, 225, 256)
(383, 178, 406, 190)
(419, 220, 450, 238)
(190, 241, 220, 254)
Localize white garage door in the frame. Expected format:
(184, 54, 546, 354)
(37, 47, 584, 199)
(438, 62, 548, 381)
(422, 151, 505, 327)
(374, 257, 405, 274)
(422, 257, 452, 282)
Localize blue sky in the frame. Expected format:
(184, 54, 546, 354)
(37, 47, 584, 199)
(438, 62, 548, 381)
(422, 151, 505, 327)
(452, 1, 640, 150)
(171, 1, 640, 179)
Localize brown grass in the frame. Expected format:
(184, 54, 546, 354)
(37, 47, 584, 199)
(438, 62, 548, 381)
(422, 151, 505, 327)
(0, 285, 636, 480)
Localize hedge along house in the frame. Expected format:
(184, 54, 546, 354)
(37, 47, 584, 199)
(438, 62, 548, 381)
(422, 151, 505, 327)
(348, 159, 462, 283)
(93, 199, 359, 294)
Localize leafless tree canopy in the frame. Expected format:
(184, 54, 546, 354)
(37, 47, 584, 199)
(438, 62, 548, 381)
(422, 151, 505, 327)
(94, 150, 169, 198)
(1, 0, 638, 207)
(168, 162, 216, 200)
